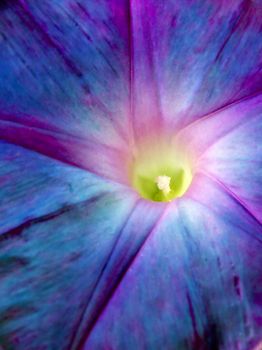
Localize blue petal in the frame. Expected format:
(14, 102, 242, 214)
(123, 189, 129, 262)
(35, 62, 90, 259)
(129, 0, 262, 131)
(0, 142, 140, 349)
(84, 174, 262, 350)
(200, 104, 262, 223)
(0, 1, 262, 349)
(0, 142, 170, 349)
(0, 0, 131, 146)
(0, 140, 134, 235)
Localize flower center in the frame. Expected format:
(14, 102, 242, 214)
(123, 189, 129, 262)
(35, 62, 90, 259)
(130, 137, 192, 202)
(155, 175, 171, 196)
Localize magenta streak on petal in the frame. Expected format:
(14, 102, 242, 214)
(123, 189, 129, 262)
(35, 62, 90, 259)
(66, 199, 139, 350)
(2, 4, 128, 145)
(82, 91, 131, 146)
(0, 119, 130, 184)
(59, 3, 116, 77)
(15, 0, 83, 78)
(55, 2, 131, 143)
(187, 173, 262, 244)
(233, 275, 242, 298)
(126, 0, 136, 147)
(0, 192, 106, 242)
(128, 0, 165, 141)
(0, 112, 71, 135)
(213, 0, 252, 63)
(199, 170, 262, 227)
(188, 89, 262, 133)
(0, 26, 70, 97)
(176, 93, 262, 162)
(70, 200, 170, 350)
(0, 112, 130, 174)
(66, 3, 93, 43)
(0, 30, 40, 82)
(186, 292, 202, 350)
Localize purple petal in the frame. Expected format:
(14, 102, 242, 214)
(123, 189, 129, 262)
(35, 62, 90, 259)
(177, 93, 262, 162)
(0, 141, 132, 236)
(0, 148, 139, 348)
(84, 174, 262, 350)
(199, 105, 262, 223)
(0, 1, 261, 349)
(129, 0, 262, 132)
(0, 120, 130, 183)
(0, 0, 131, 146)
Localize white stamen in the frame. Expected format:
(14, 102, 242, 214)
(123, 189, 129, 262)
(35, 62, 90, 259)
(155, 175, 171, 195)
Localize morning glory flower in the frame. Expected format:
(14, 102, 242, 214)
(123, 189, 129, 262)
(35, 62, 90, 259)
(0, 0, 261, 349)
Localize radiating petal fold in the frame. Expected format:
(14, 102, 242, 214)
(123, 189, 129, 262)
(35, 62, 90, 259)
(130, 0, 262, 132)
(0, 140, 131, 236)
(84, 174, 262, 350)
(0, 142, 140, 349)
(70, 200, 167, 350)
(0, 140, 171, 350)
(2, 0, 262, 146)
(0, 0, 131, 147)
(199, 108, 262, 223)
(0, 120, 130, 184)
(177, 93, 262, 163)
(0, 1, 261, 349)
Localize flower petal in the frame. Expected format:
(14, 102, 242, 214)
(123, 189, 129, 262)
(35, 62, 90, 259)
(0, 0, 131, 146)
(84, 174, 262, 350)
(0, 120, 130, 184)
(0, 144, 142, 348)
(0, 140, 130, 236)
(0, 192, 138, 349)
(177, 93, 262, 163)
(130, 0, 262, 132)
(2, 0, 261, 144)
(0, 2, 261, 350)
(0, 197, 168, 349)
(0, 140, 170, 349)
(199, 104, 262, 223)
